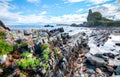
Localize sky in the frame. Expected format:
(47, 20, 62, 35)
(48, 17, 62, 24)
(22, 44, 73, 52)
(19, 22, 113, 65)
(0, 0, 120, 25)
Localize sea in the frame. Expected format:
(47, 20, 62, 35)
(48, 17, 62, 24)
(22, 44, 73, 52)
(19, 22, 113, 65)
(8, 25, 91, 36)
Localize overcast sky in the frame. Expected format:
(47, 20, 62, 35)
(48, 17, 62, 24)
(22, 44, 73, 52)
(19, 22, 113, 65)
(0, 0, 120, 25)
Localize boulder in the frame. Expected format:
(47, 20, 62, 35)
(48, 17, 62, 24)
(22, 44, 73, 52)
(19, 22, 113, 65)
(24, 30, 31, 36)
(115, 43, 120, 46)
(58, 27, 64, 32)
(115, 66, 120, 75)
(86, 53, 107, 67)
(94, 54, 108, 62)
(105, 66, 114, 76)
(103, 53, 115, 59)
(44, 24, 54, 27)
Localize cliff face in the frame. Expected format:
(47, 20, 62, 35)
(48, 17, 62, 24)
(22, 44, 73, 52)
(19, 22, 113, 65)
(0, 20, 10, 31)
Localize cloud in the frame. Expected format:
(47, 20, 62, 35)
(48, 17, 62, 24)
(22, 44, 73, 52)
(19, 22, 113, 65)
(89, 0, 109, 4)
(0, 0, 87, 25)
(65, 0, 109, 4)
(0, 0, 22, 24)
(40, 11, 47, 15)
(27, 0, 40, 3)
(64, 0, 84, 3)
(76, 8, 83, 13)
(12, 14, 87, 24)
(90, 3, 120, 20)
(49, 14, 87, 24)
(115, 0, 120, 10)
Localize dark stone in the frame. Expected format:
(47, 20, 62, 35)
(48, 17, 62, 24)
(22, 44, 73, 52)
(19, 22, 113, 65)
(16, 39, 22, 44)
(105, 66, 114, 76)
(24, 30, 31, 36)
(2, 65, 15, 76)
(86, 53, 107, 67)
(103, 53, 115, 59)
(0, 20, 10, 31)
(44, 24, 54, 27)
(34, 43, 42, 55)
(115, 66, 120, 75)
(117, 57, 120, 60)
(94, 54, 108, 62)
(58, 27, 64, 32)
(115, 43, 120, 46)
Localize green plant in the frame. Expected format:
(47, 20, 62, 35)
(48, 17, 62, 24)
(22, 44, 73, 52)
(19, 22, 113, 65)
(0, 39, 13, 56)
(54, 48, 58, 54)
(41, 44, 50, 51)
(41, 63, 48, 70)
(44, 49, 50, 55)
(0, 31, 5, 39)
(16, 43, 27, 47)
(35, 59, 40, 65)
(27, 41, 33, 45)
(21, 72, 26, 77)
(17, 58, 40, 70)
(17, 59, 28, 70)
(43, 54, 49, 60)
(42, 49, 50, 60)
(22, 52, 31, 58)
(26, 58, 35, 67)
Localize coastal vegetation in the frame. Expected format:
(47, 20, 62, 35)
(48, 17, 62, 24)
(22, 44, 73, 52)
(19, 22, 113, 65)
(0, 31, 13, 56)
(21, 52, 31, 58)
(16, 58, 40, 70)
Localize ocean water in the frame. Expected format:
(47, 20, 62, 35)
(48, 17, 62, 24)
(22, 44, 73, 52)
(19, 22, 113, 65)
(8, 25, 91, 35)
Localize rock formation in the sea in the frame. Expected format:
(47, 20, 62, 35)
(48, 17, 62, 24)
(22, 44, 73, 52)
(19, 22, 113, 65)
(44, 24, 54, 27)
(0, 20, 10, 31)
(87, 9, 120, 26)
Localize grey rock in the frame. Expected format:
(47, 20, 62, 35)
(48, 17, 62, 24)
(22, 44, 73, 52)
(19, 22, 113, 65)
(115, 66, 120, 75)
(115, 43, 120, 46)
(86, 53, 107, 67)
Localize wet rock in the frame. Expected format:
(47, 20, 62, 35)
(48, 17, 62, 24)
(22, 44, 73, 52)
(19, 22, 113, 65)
(44, 24, 54, 27)
(115, 66, 120, 75)
(103, 53, 115, 59)
(94, 54, 108, 62)
(87, 69, 96, 74)
(58, 27, 64, 32)
(117, 57, 120, 60)
(24, 30, 31, 36)
(54, 70, 64, 77)
(86, 53, 107, 67)
(15, 39, 22, 44)
(115, 43, 120, 46)
(105, 66, 114, 76)
(2, 65, 15, 76)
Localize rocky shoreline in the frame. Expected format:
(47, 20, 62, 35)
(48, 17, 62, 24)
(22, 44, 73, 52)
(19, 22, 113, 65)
(0, 22, 120, 77)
